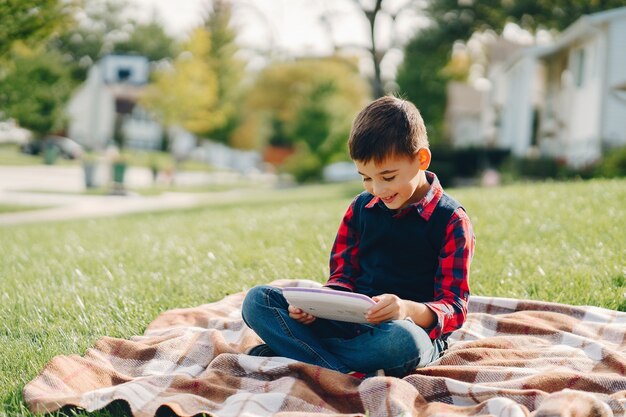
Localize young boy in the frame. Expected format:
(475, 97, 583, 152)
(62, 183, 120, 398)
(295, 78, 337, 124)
(242, 96, 475, 378)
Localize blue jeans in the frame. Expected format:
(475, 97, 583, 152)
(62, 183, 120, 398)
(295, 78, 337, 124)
(241, 285, 445, 377)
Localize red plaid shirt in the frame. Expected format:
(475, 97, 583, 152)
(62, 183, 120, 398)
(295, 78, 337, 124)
(326, 172, 475, 340)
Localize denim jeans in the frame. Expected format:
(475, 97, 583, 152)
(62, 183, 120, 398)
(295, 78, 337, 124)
(241, 285, 445, 377)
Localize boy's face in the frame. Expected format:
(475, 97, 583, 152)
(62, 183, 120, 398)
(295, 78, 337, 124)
(355, 150, 431, 210)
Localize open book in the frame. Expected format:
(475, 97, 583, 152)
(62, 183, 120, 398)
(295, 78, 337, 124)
(281, 287, 376, 323)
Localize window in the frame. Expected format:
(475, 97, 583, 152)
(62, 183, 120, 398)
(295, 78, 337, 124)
(117, 68, 132, 82)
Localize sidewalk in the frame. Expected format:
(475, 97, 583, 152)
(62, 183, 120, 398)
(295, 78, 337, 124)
(0, 191, 212, 226)
(0, 165, 269, 226)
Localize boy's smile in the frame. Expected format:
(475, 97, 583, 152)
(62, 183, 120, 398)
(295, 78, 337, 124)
(355, 149, 431, 210)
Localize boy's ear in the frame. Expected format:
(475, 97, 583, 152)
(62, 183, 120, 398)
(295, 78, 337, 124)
(416, 148, 431, 170)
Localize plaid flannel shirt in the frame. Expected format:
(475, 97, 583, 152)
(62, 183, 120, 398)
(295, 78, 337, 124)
(326, 172, 475, 340)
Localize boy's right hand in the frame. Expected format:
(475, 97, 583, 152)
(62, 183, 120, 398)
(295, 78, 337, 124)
(288, 305, 317, 325)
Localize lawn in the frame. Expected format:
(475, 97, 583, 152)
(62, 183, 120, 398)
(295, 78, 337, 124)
(1, 178, 625, 416)
(0, 204, 50, 214)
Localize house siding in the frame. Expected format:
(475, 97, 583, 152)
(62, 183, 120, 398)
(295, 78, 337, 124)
(602, 18, 626, 148)
(501, 56, 536, 156)
(564, 35, 604, 167)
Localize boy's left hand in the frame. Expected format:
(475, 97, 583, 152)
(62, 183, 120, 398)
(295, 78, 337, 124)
(366, 294, 406, 324)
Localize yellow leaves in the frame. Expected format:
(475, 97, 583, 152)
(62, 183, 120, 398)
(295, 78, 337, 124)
(247, 57, 370, 126)
(140, 27, 222, 135)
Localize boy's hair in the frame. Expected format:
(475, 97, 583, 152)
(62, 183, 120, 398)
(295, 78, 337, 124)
(348, 96, 428, 164)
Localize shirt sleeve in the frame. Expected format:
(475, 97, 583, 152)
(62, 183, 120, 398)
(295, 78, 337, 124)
(325, 199, 361, 291)
(423, 207, 475, 339)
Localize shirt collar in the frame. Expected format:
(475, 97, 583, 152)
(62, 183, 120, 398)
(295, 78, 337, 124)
(364, 171, 443, 221)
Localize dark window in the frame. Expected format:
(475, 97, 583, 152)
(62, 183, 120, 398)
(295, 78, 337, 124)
(117, 68, 132, 82)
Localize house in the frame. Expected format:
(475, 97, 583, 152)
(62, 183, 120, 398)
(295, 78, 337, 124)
(446, 38, 522, 149)
(445, 82, 487, 148)
(67, 55, 163, 151)
(497, 7, 626, 168)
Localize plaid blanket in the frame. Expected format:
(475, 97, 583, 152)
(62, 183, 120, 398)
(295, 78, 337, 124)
(24, 279, 626, 416)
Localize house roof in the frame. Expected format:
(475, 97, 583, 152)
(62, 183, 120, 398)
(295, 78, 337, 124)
(538, 6, 626, 56)
(505, 6, 626, 65)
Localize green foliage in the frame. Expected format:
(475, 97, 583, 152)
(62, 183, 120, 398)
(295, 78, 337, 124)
(428, 146, 510, 186)
(47, 0, 127, 81)
(398, 1, 626, 142)
(240, 57, 369, 175)
(0, 0, 75, 57)
(0, 50, 75, 136)
(506, 157, 560, 179)
(113, 21, 175, 62)
(396, 27, 453, 143)
(291, 82, 335, 156)
(140, 28, 220, 135)
(199, 0, 245, 145)
(268, 118, 293, 147)
(49, 0, 176, 83)
(1, 179, 625, 415)
(140, 2, 244, 143)
(426, 0, 626, 39)
(281, 145, 324, 183)
(596, 145, 626, 178)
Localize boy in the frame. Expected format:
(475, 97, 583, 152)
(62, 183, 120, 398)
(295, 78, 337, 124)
(242, 96, 475, 378)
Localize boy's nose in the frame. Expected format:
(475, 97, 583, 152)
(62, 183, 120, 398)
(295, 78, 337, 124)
(372, 182, 386, 196)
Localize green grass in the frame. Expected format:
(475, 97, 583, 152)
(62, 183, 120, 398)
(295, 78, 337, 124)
(0, 204, 51, 214)
(1, 178, 625, 416)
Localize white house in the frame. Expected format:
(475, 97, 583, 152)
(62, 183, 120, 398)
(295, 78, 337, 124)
(446, 38, 522, 149)
(67, 55, 163, 151)
(498, 7, 626, 168)
(445, 81, 487, 148)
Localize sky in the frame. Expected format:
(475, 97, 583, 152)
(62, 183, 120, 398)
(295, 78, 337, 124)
(126, 0, 427, 77)
(127, 0, 362, 53)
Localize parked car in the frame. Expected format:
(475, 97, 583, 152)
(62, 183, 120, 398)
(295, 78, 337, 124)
(20, 136, 84, 159)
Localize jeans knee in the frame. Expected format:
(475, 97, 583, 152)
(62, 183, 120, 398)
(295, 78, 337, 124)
(389, 324, 420, 358)
(242, 285, 285, 327)
(241, 285, 269, 325)
(382, 321, 434, 375)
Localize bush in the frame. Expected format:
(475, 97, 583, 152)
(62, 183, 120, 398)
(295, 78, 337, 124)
(508, 156, 560, 179)
(429, 146, 510, 186)
(281, 147, 323, 183)
(596, 145, 626, 178)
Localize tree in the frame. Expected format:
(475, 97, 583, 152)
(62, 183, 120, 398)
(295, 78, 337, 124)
(48, 0, 131, 82)
(113, 20, 175, 62)
(396, 0, 626, 142)
(49, 0, 175, 83)
(396, 27, 451, 143)
(140, 28, 220, 135)
(0, 49, 74, 137)
(319, 0, 425, 98)
(0, 0, 75, 57)
(199, 0, 246, 145)
(236, 57, 369, 180)
(426, 0, 626, 43)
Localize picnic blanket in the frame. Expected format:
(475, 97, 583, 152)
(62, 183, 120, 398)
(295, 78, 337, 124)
(24, 279, 626, 417)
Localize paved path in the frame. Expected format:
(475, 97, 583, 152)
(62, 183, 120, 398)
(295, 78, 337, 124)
(0, 166, 271, 226)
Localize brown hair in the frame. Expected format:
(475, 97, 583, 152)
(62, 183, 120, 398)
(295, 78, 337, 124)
(348, 96, 428, 164)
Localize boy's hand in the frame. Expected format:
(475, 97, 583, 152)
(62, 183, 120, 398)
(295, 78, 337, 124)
(366, 294, 406, 324)
(288, 305, 317, 325)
